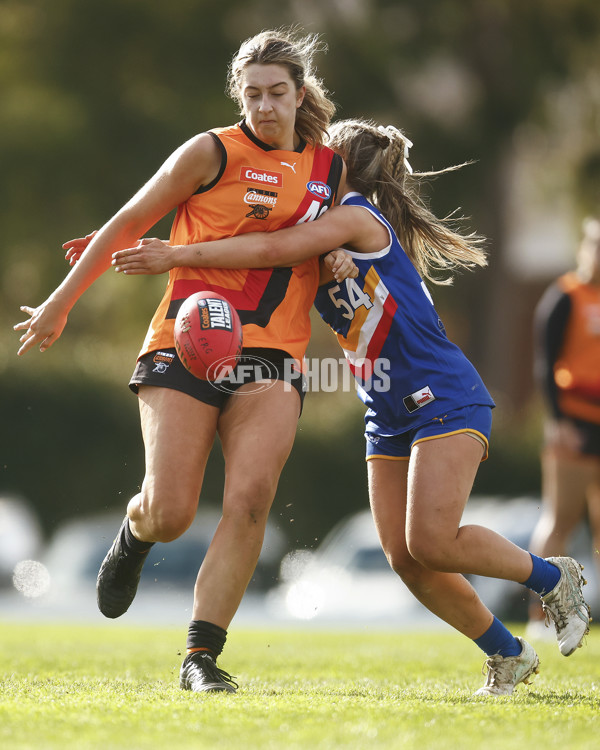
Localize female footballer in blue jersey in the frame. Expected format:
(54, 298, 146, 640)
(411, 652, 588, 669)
(80, 119, 590, 696)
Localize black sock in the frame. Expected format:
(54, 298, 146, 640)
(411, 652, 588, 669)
(186, 620, 228, 659)
(122, 518, 154, 554)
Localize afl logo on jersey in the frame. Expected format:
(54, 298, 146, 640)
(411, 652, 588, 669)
(307, 181, 331, 200)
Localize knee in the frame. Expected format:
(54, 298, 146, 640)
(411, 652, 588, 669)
(130, 489, 196, 543)
(147, 512, 193, 543)
(405, 534, 450, 572)
(223, 477, 276, 528)
(222, 499, 270, 533)
(534, 511, 577, 545)
(382, 542, 446, 595)
(382, 542, 424, 583)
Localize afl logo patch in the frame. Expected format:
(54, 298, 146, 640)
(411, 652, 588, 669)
(306, 181, 331, 200)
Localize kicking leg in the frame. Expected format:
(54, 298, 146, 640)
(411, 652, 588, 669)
(97, 385, 219, 619)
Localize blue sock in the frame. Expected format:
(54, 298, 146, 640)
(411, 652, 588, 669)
(523, 553, 561, 596)
(474, 616, 522, 657)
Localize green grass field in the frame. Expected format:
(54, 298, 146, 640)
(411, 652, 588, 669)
(1, 622, 599, 750)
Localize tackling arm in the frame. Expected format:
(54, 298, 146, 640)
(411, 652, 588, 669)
(111, 204, 378, 274)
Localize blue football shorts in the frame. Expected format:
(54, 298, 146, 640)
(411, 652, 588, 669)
(365, 404, 493, 461)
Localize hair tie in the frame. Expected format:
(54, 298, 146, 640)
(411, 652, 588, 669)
(375, 125, 391, 149)
(402, 136, 413, 175)
(378, 125, 413, 174)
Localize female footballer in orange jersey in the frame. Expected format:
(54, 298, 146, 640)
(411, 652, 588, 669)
(15, 28, 347, 694)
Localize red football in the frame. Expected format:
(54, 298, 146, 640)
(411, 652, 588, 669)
(174, 292, 243, 381)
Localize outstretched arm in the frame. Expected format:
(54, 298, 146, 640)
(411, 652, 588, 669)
(14, 133, 222, 355)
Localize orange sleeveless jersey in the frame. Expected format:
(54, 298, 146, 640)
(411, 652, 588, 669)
(139, 121, 343, 363)
(554, 272, 600, 423)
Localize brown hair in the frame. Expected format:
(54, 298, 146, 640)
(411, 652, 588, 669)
(227, 28, 336, 147)
(327, 118, 487, 284)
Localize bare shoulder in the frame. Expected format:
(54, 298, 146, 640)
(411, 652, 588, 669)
(323, 203, 389, 253)
(181, 132, 221, 158)
(322, 203, 379, 230)
(164, 132, 223, 190)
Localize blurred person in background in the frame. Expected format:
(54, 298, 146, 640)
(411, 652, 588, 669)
(527, 217, 600, 639)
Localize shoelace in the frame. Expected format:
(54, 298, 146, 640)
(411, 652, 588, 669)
(481, 654, 512, 688)
(193, 654, 239, 690)
(542, 600, 568, 632)
(541, 566, 588, 632)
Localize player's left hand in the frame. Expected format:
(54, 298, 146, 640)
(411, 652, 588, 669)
(14, 299, 69, 356)
(323, 249, 359, 282)
(112, 238, 174, 275)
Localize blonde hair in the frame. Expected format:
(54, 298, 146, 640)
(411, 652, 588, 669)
(327, 118, 487, 285)
(227, 28, 336, 147)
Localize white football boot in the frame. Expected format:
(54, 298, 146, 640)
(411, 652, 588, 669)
(541, 557, 591, 656)
(475, 638, 540, 697)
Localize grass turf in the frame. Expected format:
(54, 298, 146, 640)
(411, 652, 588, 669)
(1, 622, 599, 749)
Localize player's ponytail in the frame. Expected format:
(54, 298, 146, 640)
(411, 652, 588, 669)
(327, 119, 487, 285)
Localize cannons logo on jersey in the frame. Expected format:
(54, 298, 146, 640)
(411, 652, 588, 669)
(152, 350, 176, 374)
(244, 187, 278, 219)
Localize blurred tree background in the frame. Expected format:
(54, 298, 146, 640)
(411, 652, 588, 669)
(2, 0, 600, 549)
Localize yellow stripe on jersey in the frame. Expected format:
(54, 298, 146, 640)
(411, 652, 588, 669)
(338, 268, 394, 367)
(338, 267, 381, 353)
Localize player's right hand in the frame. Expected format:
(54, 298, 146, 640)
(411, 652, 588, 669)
(112, 238, 174, 275)
(323, 249, 359, 282)
(62, 230, 98, 266)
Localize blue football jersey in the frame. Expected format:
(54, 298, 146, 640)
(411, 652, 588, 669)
(313, 192, 495, 437)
